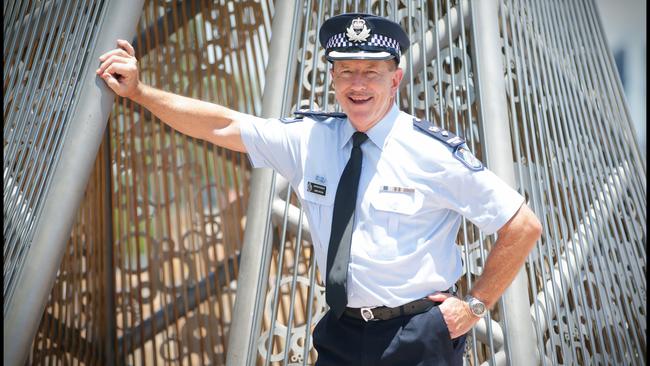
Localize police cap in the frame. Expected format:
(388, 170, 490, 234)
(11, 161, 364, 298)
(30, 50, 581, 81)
(318, 13, 410, 62)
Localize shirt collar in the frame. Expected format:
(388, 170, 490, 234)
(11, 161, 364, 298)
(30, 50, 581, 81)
(339, 104, 400, 150)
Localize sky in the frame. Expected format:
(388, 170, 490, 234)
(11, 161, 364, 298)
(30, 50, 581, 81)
(595, 0, 646, 153)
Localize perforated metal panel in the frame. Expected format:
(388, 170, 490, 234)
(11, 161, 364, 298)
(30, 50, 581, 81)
(6, 0, 644, 365)
(4, 0, 109, 316)
(230, 1, 646, 365)
(499, 0, 646, 364)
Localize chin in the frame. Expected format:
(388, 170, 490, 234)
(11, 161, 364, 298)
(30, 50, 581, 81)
(347, 115, 374, 129)
(347, 106, 374, 117)
(341, 103, 381, 125)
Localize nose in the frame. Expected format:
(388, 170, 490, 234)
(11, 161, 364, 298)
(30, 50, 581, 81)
(349, 72, 367, 90)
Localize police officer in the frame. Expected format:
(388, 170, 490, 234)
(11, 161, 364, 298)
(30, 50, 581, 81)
(97, 12, 541, 366)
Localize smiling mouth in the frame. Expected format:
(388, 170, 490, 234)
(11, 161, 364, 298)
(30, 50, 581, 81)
(349, 95, 372, 104)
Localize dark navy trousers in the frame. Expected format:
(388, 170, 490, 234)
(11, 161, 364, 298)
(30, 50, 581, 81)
(313, 305, 466, 366)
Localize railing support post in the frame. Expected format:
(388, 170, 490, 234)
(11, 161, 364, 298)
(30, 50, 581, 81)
(225, 1, 300, 365)
(103, 132, 117, 366)
(470, 1, 539, 365)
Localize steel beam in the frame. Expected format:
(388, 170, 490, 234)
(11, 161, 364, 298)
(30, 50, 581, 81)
(225, 1, 300, 365)
(2, 1, 143, 365)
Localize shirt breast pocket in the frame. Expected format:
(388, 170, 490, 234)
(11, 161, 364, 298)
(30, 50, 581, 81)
(298, 175, 336, 206)
(297, 175, 336, 237)
(370, 188, 424, 233)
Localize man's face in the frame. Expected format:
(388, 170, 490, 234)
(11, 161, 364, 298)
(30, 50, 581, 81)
(331, 59, 403, 132)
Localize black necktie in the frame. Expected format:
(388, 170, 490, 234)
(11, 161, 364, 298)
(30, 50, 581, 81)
(326, 131, 368, 318)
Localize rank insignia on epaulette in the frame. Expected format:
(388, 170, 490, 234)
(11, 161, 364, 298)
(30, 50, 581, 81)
(413, 118, 484, 171)
(293, 110, 347, 120)
(412, 118, 465, 148)
(454, 145, 484, 171)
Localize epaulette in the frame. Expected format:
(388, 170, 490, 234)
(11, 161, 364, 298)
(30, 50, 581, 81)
(412, 117, 465, 147)
(279, 116, 302, 123)
(412, 117, 484, 171)
(279, 110, 347, 123)
(293, 110, 347, 121)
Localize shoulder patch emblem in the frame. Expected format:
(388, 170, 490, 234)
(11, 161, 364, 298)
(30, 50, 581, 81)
(454, 145, 484, 171)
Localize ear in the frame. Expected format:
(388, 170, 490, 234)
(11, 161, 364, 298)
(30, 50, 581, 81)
(391, 67, 403, 95)
(330, 68, 335, 90)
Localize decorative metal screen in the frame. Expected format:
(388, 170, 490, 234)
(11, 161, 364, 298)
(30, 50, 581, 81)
(95, 0, 271, 364)
(8, 0, 645, 365)
(499, 0, 646, 364)
(28, 140, 111, 365)
(234, 1, 646, 365)
(24, 0, 273, 364)
(3, 0, 109, 316)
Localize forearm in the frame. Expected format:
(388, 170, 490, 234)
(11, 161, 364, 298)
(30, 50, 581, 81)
(469, 204, 542, 308)
(130, 84, 251, 151)
(98, 40, 255, 151)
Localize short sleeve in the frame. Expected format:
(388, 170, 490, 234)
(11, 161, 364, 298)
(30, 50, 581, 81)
(239, 117, 304, 183)
(437, 163, 525, 235)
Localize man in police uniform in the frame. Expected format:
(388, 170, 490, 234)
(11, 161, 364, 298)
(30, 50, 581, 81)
(97, 12, 541, 366)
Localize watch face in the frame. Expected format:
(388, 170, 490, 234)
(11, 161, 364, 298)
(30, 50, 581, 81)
(472, 302, 486, 314)
(465, 295, 487, 317)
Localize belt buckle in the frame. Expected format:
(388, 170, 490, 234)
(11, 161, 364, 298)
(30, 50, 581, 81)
(360, 307, 376, 322)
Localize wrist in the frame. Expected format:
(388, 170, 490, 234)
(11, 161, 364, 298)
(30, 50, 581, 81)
(129, 82, 147, 103)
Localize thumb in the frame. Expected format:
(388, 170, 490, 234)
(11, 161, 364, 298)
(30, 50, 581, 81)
(427, 292, 452, 302)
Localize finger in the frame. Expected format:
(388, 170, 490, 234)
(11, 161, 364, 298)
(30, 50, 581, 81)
(103, 63, 134, 79)
(96, 54, 133, 75)
(117, 39, 136, 57)
(101, 72, 120, 91)
(97, 54, 132, 72)
(98, 48, 131, 62)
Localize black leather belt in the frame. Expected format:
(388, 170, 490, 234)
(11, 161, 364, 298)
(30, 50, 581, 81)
(344, 298, 440, 322)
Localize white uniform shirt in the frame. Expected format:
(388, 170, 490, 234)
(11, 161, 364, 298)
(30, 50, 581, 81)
(240, 105, 524, 307)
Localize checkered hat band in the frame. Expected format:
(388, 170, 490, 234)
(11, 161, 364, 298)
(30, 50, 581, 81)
(326, 33, 401, 57)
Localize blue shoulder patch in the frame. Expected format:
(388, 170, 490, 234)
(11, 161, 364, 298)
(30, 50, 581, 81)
(293, 110, 347, 121)
(454, 144, 484, 171)
(412, 117, 484, 171)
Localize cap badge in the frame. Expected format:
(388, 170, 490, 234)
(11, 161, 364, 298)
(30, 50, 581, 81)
(346, 17, 371, 42)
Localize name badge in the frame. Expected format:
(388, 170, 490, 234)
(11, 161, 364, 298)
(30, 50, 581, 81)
(307, 182, 327, 196)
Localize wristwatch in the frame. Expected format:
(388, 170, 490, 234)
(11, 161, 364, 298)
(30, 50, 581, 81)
(464, 295, 488, 318)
